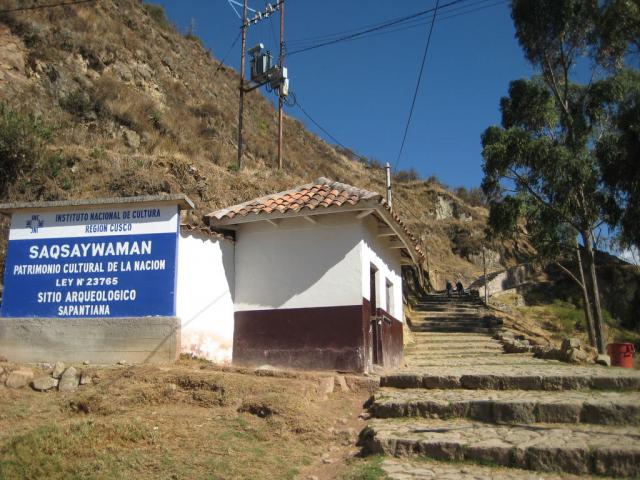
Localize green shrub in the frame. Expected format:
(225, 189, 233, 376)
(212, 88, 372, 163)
(89, 147, 106, 159)
(0, 103, 51, 195)
(394, 167, 420, 182)
(59, 89, 95, 118)
(184, 33, 204, 48)
(42, 152, 74, 178)
(454, 186, 487, 207)
(143, 3, 171, 30)
(148, 111, 162, 130)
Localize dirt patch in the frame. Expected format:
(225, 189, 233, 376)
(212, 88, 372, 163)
(238, 401, 275, 419)
(0, 360, 375, 479)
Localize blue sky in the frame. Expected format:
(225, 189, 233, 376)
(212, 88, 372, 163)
(155, 0, 532, 189)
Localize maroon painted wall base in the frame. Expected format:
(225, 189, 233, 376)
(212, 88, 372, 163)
(234, 305, 367, 372)
(233, 300, 404, 373)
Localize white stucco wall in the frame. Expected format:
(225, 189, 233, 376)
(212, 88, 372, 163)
(175, 230, 235, 363)
(360, 216, 404, 321)
(234, 214, 363, 311)
(233, 212, 405, 319)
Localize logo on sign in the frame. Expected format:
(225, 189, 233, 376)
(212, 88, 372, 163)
(26, 215, 44, 234)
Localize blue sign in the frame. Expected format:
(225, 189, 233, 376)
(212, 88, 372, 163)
(1, 205, 179, 318)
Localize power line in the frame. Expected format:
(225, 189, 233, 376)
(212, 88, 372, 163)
(292, 94, 351, 151)
(394, 0, 440, 171)
(287, 92, 380, 167)
(299, 0, 508, 48)
(286, 0, 497, 49)
(0, 0, 95, 14)
(285, 0, 464, 57)
(267, 0, 279, 54)
(212, 31, 241, 80)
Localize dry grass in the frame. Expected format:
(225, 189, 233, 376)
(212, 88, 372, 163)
(493, 290, 640, 352)
(0, 360, 373, 479)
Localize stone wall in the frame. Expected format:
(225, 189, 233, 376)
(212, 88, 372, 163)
(0, 316, 180, 363)
(470, 264, 536, 298)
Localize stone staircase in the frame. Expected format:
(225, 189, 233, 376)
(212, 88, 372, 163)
(360, 294, 640, 479)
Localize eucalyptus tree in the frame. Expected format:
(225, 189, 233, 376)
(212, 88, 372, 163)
(595, 70, 640, 250)
(481, 0, 638, 353)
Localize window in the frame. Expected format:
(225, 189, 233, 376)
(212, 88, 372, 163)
(385, 279, 393, 315)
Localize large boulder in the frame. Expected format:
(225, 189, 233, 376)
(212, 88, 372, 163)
(32, 376, 59, 391)
(58, 367, 79, 391)
(52, 361, 66, 379)
(561, 338, 582, 351)
(5, 369, 34, 389)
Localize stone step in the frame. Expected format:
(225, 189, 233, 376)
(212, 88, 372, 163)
(417, 297, 483, 303)
(412, 315, 489, 322)
(412, 320, 490, 326)
(405, 345, 504, 357)
(414, 306, 483, 311)
(414, 308, 486, 313)
(380, 364, 640, 391)
(406, 358, 544, 367)
(381, 458, 614, 479)
(415, 309, 487, 315)
(409, 336, 499, 341)
(412, 321, 496, 327)
(406, 355, 509, 363)
(407, 342, 503, 351)
(412, 316, 495, 322)
(370, 388, 640, 425)
(410, 333, 494, 341)
(414, 310, 486, 314)
(361, 418, 640, 477)
(408, 339, 498, 347)
(404, 350, 508, 364)
(413, 312, 486, 318)
(407, 349, 504, 356)
(411, 326, 498, 334)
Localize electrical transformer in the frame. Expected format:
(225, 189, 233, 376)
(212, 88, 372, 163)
(247, 43, 289, 96)
(251, 51, 272, 84)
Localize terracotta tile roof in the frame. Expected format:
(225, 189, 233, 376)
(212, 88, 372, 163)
(206, 177, 424, 261)
(208, 177, 379, 220)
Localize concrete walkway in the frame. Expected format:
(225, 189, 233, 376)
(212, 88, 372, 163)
(360, 294, 640, 479)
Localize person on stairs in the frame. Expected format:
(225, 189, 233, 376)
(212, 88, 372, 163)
(456, 279, 464, 296)
(445, 280, 453, 298)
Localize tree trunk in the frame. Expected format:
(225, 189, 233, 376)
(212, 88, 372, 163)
(581, 231, 606, 354)
(576, 244, 597, 348)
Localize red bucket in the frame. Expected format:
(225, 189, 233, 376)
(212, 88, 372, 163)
(607, 343, 636, 369)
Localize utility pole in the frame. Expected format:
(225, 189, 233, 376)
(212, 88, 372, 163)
(236, 1, 286, 171)
(385, 162, 392, 208)
(277, 0, 285, 170)
(237, 0, 248, 170)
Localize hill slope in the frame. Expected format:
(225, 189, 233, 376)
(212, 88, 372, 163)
(0, 0, 529, 285)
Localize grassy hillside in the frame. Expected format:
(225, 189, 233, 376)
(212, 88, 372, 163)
(0, 0, 529, 286)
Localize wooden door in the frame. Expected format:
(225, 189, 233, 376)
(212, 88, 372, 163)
(370, 265, 382, 365)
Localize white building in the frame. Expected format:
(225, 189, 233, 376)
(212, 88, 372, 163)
(207, 177, 423, 372)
